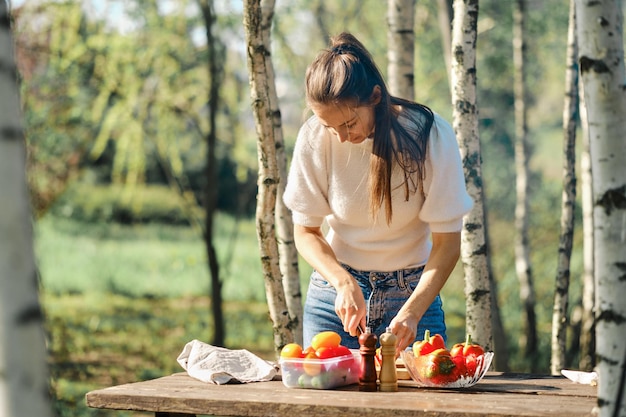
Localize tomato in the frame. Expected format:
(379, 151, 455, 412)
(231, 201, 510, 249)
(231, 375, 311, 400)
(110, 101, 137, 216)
(374, 347, 382, 368)
(311, 331, 342, 350)
(334, 345, 351, 357)
(280, 343, 304, 358)
(281, 366, 301, 386)
(310, 373, 331, 389)
(302, 351, 322, 376)
(297, 373, 312, 388)
(315, 346, 337, 359)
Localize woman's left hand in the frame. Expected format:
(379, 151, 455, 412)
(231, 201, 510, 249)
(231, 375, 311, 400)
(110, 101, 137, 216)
(388, 312, 420, 353)
(390, 232, 461, 353)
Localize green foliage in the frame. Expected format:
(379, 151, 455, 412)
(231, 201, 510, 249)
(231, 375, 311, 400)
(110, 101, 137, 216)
(50, 182, 198, 225)
(412, 2, 454, 115)
(18, 0, 258, 218)
(18, 0, 576, 225)
(87, 0, 209, 187)
(18, 1, 101, 214)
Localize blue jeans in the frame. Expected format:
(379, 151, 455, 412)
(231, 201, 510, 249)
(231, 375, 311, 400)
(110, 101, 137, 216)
(303, 264, 446, 349)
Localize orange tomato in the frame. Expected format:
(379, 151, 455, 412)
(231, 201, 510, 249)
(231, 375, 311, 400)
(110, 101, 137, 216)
(280, 343, 303, 358)
(315, 346, 337, 359)
(302, 346, 316, 356)
(374, 347, 382, 367)
(311, 331, 342, 351)
(302, 351, 322, 376)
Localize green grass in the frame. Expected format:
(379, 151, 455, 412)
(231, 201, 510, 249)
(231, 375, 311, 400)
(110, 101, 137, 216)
(35, 212, 282, 416)
(44, 292, 274, 417)
(35, 213, 269, 300)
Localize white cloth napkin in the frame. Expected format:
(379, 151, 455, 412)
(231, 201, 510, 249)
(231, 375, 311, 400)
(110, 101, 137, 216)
(177, 339, 279, 384)
(561, 369, 598, 386)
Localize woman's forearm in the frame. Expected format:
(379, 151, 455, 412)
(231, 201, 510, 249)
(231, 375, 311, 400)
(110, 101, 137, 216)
(401, 232, 461, 319)
(293, 224, 355, 289)
(389, 231, 461, 350)
(294, 224, 367, 335)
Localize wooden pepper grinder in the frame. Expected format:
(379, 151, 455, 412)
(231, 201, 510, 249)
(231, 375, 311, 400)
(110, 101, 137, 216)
(379, 327, 398, 392)
(358, 326, 378, 392)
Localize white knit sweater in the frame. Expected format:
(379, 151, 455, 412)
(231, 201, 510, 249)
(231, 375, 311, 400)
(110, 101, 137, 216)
(283, 112, 473, 272)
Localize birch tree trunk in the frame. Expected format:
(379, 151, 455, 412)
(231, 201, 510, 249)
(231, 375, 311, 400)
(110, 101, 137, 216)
(576, 0, 626, 415)
(436, 0, 453, 95)
(313, 0, 331, 45)
(243, 0, 295, 356)
(551, 0, 578, 375)
(261, 0, 303, 345)
(488, 230, 509, 371)
(0, 3, 53, 415)
(512, 0, 538, 366)
(387, 0, 415, 100)
(450, 0, 493, 353)
(578, 83, 595, 372)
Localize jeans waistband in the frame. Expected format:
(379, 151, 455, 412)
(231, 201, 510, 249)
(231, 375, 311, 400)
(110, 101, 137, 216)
(342, 264, 425, 280)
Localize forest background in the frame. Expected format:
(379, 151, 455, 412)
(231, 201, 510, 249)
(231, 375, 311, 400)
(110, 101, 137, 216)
(9, 0, 610, 415)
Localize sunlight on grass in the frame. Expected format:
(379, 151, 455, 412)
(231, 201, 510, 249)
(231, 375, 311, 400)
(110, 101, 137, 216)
(34, 214, 268, 301)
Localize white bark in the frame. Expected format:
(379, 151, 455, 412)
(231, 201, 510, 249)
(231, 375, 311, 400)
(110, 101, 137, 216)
(551, 0, 578, 375)
(0, 3, 53, 415)
(576, 0, 626, 415)
(387, 0, 415, 100)
(579, 83, 595, 371)
(243, 0, 295, 355)
(450, 0, 493, 352)
(436, 0, 453, 96)
(260, 0, 303, 345)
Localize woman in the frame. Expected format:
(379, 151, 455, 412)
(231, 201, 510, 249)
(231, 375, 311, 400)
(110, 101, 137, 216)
(283, 32, 473, 353)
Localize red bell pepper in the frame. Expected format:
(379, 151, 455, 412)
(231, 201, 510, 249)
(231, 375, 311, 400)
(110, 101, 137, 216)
(451, 354, 467, 379)
(450, 334, 485, 377)
(412, 330, 446, 356)
(417, 348, 457, 384)
(450, 334, 484, 357)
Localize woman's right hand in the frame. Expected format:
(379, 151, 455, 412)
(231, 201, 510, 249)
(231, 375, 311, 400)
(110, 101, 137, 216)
(334, 277, 367, 337)
(292, 224, 367, 337)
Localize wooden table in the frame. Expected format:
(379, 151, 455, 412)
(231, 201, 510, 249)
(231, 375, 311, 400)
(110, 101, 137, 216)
(86, 371, 597, 417)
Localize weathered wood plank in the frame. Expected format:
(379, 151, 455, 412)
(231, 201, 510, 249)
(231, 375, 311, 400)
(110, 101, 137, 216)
(85, 372, 597, 417)
(156, 413, 195, 417)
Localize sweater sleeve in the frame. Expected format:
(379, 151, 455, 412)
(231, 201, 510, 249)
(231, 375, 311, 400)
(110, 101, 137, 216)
(282, 117, 331, 228)
(419, 114, 473, 232)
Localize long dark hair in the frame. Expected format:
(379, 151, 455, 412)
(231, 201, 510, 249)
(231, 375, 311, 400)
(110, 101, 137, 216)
(305, 32, 435, 224)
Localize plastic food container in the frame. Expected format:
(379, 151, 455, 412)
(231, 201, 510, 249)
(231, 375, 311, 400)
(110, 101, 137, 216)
(400, 350, 494, 388)
(279, 350, 361, 389)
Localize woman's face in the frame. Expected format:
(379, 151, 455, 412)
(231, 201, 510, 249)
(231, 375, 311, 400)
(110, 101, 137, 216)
(311, 102, 376, 144)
